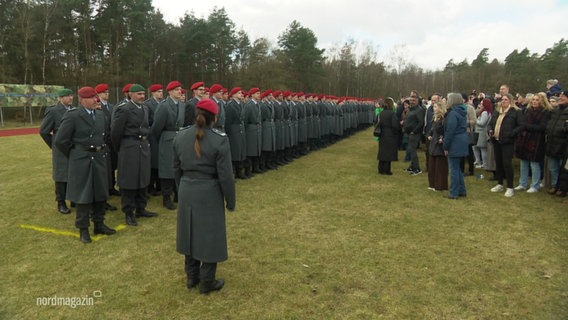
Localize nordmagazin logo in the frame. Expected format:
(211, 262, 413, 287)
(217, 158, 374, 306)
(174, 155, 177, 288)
(36, 291, 102, 308)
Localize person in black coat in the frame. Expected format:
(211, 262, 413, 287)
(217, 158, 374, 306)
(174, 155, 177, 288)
(427, 101, 448, 191)
(489, 93, 525, 197)
(377, 97, 400, 175)
(54, 87, 116, 243)
(39, 88, 73, 214)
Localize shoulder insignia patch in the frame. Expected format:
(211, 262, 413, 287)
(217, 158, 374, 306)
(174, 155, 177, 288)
(212, 128, 227, 136)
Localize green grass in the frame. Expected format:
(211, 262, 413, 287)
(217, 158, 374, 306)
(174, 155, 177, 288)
(1, 128, 567, 319)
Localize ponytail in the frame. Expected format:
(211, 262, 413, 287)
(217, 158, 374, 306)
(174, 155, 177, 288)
(194, 113, 206, 158)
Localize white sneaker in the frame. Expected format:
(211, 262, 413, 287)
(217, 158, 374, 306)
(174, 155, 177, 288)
(526, 187, 539, 193)
(491, 184, 504, 192)
(475, 164, 484, 169)
(427, 187, 435, 191)
(514, 185, 526, 191)
(504, 188, 514, 197)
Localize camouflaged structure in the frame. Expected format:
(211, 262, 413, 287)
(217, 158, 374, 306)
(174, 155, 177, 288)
(0, 84, 63, 108)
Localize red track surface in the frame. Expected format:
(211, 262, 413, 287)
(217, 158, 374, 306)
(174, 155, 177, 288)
(0, 127, 39, 137)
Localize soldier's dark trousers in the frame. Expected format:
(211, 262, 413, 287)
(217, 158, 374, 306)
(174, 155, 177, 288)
(161, 179, 175, 197)
(75, 202, 105, 229)
(121, 188, 147, 213)
(149, 168, 160, 192)
(55, 181, 67, 202)
(185, 255, 217, 282)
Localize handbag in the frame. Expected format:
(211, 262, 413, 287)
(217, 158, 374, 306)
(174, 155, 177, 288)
(373, 124, 381, 137)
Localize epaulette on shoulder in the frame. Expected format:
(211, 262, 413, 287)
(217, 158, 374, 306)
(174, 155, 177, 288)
(179, 125, 193, 131)
(212, 128, 227, 137)
(67, 107, 77, 111)
(116, 101, 127, 108)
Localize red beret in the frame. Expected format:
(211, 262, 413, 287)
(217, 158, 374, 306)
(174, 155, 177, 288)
(263, 89, 273, 96)
(180, 88, 186, 95)
(209, 84, 223, 94)
(191, 82, 205, 90)
(95, 84, 109, 93)
(204, 87, 209, 93)
(78, 86, 98, 99)
(273, 90, 282, 97)
(166, 81, 182, 92)
(283, 90, 291, 98)
(122, 84, 133, 93)
(149, 84, 163, 92)
(229, 87, 242, 97)
(249, 87, 260, 95)
(196, 98, 219, 115)
(221, 88, 228, 93)
(291, 92, 297, 97)
(297, 92, 304, 97)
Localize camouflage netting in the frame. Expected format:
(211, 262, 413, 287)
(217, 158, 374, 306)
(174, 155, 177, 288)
(0, 84, 64, 108)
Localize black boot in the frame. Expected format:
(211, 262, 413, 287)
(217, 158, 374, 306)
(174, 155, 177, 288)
(236, 167, 247, 179)
(199, 279, 224, 294)
(57, 201, 70, 214)
(125, 211, 138, 226)
(187, 275, 200, 289)
(244, 166, 253, 178)
(79, 228, 91, 243)
(136, 208, 159, 218)
(253, 161, 263, 174)
(163, 196, 175, 210)
(94, 222, 116, 235)
(105, 202, 117, 211)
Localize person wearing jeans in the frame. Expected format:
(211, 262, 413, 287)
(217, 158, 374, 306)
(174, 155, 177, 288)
(514, 93, 551, 193)
(545, 90, 568, 195)
(443, 93, 469, 199)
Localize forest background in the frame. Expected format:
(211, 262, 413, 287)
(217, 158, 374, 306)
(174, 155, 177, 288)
(1, 0, 568, 100)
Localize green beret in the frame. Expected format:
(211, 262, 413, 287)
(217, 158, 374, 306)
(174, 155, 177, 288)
(129, 84, 145, 93)
(57, 88, 73, 97)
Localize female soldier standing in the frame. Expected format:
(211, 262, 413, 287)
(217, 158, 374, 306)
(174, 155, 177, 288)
(173, 99, 236, 294)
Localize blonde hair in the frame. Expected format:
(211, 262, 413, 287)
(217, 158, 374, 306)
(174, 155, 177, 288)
(547, 79, 558, 86)
(529, 92, 553, 111)
(433, 101, 447, 122)
(497, 93, 518, 113)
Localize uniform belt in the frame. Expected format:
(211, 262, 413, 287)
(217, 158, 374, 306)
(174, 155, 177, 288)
(85, 144, 106, 152)
(125, 135, 148, 140)
(183, 171, 218, 179)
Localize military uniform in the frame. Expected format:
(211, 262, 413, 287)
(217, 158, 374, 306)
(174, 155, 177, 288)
(260, 99, 276, 169)
(173, 106, 235, 293)
(225, 97, 247, 178)
(55, 102, 114, 242)
(39, 102, 70, 212)
(111, 98, 156, 224)
(152, 96, 184, 209)
(144, 97, 161, 194)
(243, 98, 262, 173)
(212, 96, 226, 131)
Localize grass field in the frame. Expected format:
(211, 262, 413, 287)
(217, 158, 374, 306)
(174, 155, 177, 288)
(1, 128, 567, 319)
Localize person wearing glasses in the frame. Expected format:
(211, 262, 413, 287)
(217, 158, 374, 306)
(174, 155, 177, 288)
(184, 81, 206, 126)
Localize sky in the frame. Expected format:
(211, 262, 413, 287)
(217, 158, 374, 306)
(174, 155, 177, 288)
(152, 0, 568, 71)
